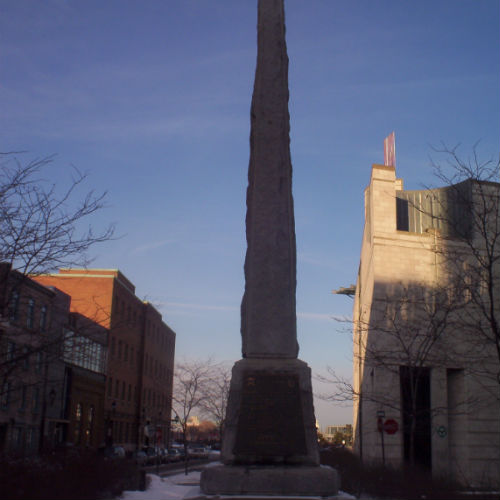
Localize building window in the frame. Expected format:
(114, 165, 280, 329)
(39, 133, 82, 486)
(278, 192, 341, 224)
(6, 341, 16, 361)
(14, 427, 23, 447)
(75, 402, 82, 444)
(1, 382, 10, 409)
(27, 298, 35, 329)
(32, 387, 40, 413)
(9, 290, 19, 321)
(121, 381, 125, 400)
(87, 405, 95, 445)
(107, 377, 113, 397)
(124, 344, 128, 363)
(396, 196, 409, 231)
(39, 305, 48, 332)
(22, 346, 29, 370)
(115, 380, 119, 398)
(130, 347, 134, 366)
(118, 340, 122, 360)
(35, 352, 43, 374)
(19, 385, 27, 410)
(127, 384, 131, 402)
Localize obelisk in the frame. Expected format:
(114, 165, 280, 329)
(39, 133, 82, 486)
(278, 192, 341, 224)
(201, 0, 339, 496)
(240, 0, 298, 360)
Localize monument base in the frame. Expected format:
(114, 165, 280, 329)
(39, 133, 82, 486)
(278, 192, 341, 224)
(200, 358, 339, 497)
(200, 464, 339, 497)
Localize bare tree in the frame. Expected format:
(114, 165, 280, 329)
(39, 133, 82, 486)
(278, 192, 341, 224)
(171, 358, 214, 474)
(198, 362, 231, 442)
(423, 144, 500, 388)
(0, 151, 115, 436)
(322, 283, 471, 467)
(0, 152, 114, 276)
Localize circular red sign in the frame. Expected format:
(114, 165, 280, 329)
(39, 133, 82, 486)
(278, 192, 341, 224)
(383, 419, 399, 435)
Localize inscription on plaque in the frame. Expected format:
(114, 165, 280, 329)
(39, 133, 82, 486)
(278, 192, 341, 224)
(233, 373, 307, 457)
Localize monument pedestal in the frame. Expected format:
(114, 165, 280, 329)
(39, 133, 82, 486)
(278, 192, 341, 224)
(201, 464, 339, 497)
(200, 359, 339, 496)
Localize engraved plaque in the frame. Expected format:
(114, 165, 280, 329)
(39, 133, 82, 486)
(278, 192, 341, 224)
(233, 373, 307, 457)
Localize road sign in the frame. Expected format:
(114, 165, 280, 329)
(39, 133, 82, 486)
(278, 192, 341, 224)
(383, 419, 399, 435)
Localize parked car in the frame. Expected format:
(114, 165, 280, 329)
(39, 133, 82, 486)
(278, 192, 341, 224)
(106, 445, 126, 459)
(133, 450, 147, 465)
(188, 446, 208, 459)
(167, 448, 181, 462)
(157, 448, 169, 463)
(143, 446, 158, 465)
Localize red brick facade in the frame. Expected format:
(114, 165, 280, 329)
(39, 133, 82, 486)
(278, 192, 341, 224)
(33, 269, 176, 452)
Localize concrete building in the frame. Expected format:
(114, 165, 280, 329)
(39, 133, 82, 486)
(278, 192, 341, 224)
(323, 424, 352, 445)
(352, 162, 500, 487)
(33, 269, 176, 452)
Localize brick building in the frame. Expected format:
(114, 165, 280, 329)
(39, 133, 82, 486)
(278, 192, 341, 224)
(0, 266, 68, 455)
(33, 269, 176, 452)
(62, 312, 107, 449)
(352, 162, 500, 487)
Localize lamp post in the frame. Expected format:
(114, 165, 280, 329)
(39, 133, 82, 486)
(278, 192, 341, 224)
(168, 415, 179, 448)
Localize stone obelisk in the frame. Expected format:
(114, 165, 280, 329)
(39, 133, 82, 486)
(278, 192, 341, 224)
(201, 0, 338, 496)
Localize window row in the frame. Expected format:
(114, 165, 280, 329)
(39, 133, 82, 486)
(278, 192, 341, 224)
(105, 376, 170, 413)
(3, 341, 44, 374)
(142, 387, 170, 411)
(112, 419, 137, 444)
(114, 298, 142, 327)
(109, 337, 138, 368)
(63, 331, 106, 374)
(8, 291, 48, 331)
(143, 353, 171, 382)
(1, 381, 41, 414)
(107, 377, 137, 403)
(146, 320, 173, 353)
(109, 336, 172, 382)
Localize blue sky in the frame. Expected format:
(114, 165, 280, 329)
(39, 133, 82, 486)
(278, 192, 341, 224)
(1, 0, 499, 428)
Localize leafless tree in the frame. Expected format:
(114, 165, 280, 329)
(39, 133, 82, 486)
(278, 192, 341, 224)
(172, 358, 214, 474)
(423, 144, 500, 388)
(0, 152, 114, 308)
(0, 151, 114, 430)
(198, 362, 231, 441)
(321, 283, 471, 466)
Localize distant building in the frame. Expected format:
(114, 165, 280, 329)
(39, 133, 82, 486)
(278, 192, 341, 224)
(352, 162, 499, 487)
(324, 424, 352, 445)
(33, 269, 176, 452)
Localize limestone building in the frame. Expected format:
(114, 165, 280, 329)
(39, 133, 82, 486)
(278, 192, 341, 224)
(352, 162, 500, 487)
(33, 269, 176, 452)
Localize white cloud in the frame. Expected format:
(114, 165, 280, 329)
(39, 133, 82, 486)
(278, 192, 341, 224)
(129, 239, 173, 256)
